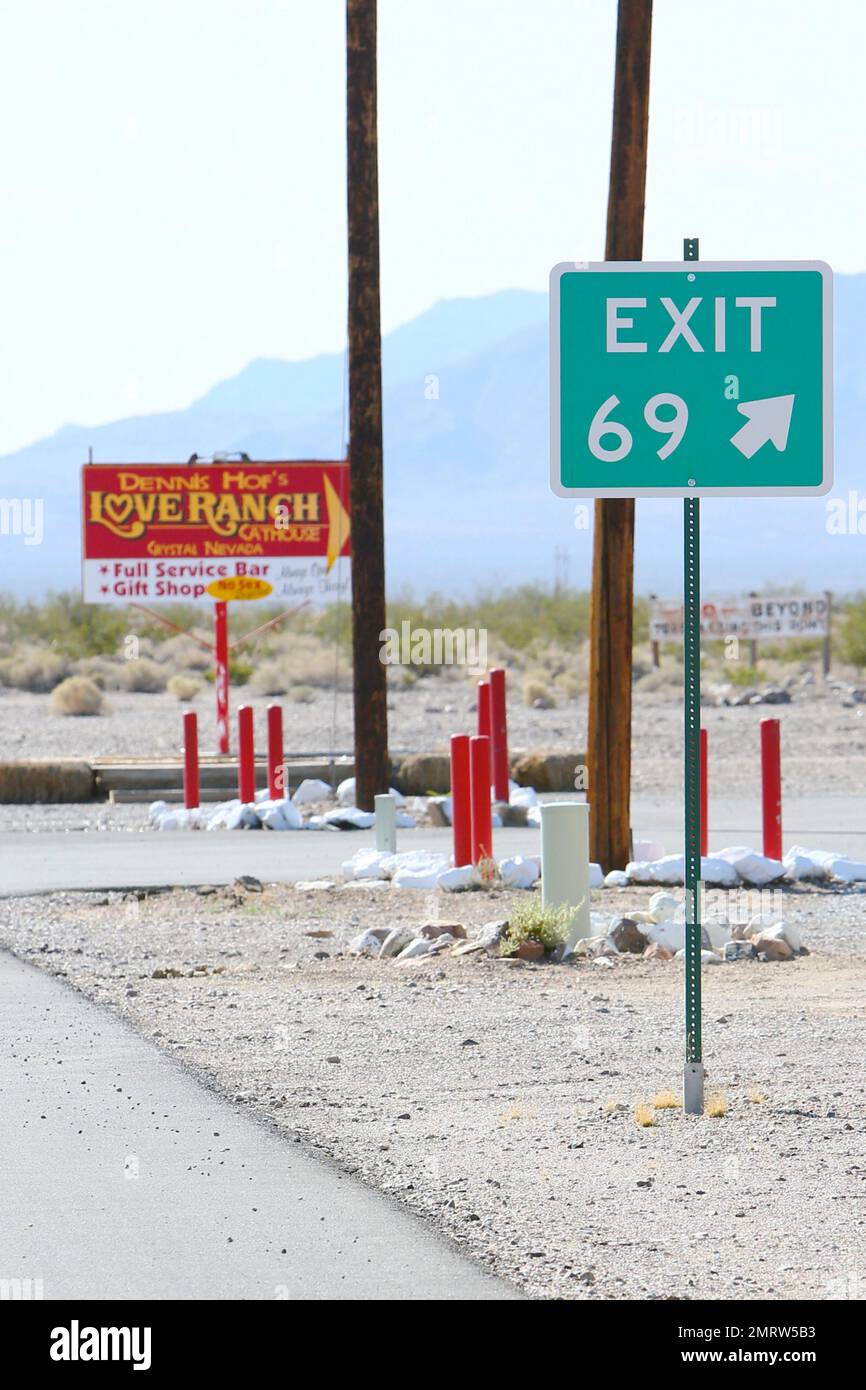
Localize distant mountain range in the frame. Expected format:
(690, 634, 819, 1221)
(2, 279, 865, 600)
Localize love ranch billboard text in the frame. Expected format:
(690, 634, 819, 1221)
(81, 461, 351, 604)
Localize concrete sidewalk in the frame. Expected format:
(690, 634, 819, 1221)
(0, 951, 517, 1300)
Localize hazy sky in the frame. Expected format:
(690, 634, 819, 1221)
(0, 0, 863, 454)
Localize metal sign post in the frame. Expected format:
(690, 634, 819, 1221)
(681, 242, 703, 1112)
(549, 243, 832, 1117)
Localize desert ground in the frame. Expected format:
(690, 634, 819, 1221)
(1, 877, 864, 1301)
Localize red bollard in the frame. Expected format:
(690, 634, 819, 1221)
(477, 680, 491, 738)
(450, 734, 472, 868)
(469, 734, 493, 866)
(183, 711, 200, 810)
(214, 600, 230, 755)
(238, 705, 256, 805)
(267, 704, 284, 799)
(700, 727, 708, 857)
(761, 718, 782, 860)
(489, 667, 509, 802)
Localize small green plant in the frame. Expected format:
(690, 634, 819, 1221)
(727, 663, 760, 687)
(203, 658, 252, 686)
(499, 900, 571, 957)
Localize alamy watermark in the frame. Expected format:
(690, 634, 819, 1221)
(379, 620, 487, 671)
(0, 497, 43, 545)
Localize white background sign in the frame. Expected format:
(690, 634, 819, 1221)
(650, 593, 830, 643)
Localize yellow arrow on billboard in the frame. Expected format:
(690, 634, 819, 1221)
(323, 473, 351, 572)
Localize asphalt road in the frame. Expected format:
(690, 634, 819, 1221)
(0, 950, 517, 1300)
(0, 794, 862, 895)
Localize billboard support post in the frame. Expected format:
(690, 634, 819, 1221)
(215, 601, 230, 756)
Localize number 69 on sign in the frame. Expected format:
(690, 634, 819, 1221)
(589, 393, 688, 463)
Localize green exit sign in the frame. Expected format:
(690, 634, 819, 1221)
(549, 261, 832, 497)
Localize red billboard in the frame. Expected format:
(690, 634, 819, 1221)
(81, 460, 351, 603)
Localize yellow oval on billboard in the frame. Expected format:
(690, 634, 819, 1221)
(206, 576, 273, 602)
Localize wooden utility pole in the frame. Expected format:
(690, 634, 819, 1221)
(587, 0, 653, 871)
(346, 0, 389, 810)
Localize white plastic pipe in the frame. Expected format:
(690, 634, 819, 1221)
(375, 793, 397, 853)
(540, 801, 591, 945)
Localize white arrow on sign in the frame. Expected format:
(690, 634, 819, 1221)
(729, 394, 795, 459)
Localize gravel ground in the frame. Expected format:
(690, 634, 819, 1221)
(2, 680, 866, 801)
(3, 878, 865, 1301)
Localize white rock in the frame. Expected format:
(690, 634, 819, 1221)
(701, 856, 740, 888)
(652, 856, 686, 885)
(379, 927, 417, 958)
(498, 856, 540, 889)
(349, 929, 385, 955)
(526, 806, 541, 828)
(336, 777, 406, 808)
(783, 846, 827, 881)
(703, 918, 732, 950)
(438, 864, 479, 892)
(395, 937, 435, 961)
(643, 920, 686, 954)
(295, 879, 337, 891)
(149, 799, 169, 825)
(592, 956, 614, 968)
(748, 914, 802, 953)
(324, 807, 376, 830)
(395, 812, 417, 829)
(471, 920, 507, 950)
(645, 855, 686, 885)
(604, 869, 630, 888)
(648, 891, 679, 922)
(341, 849, 392, 881)
(392, 866, 446, 890)
(259, 797, 303, 831)
(342, 878, 390, 891)
(589, 862, 604, 889)
(292, 778, 333, 805)
(509, 784, 538, 809)
(716, 846, 785, 886)
(823, 856, 866, 883)
(633, 839, 665, 862)
(381, 850, 449, 879)
(674, 947, 723, 965)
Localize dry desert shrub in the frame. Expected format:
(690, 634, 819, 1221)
(157, 634, 212, 672)
(249, 660, 289, 696)
(167, 674, 201, 702)
(651, 1090, 681, 1110)
(634, 1103, 657, 1128)
(556, 669, 584, 699)
(635, 665, 682, 693)
(0, 646, 70, 692)
(522, 674, 555, 707)
(250, 635, 350, 693)
(287, 684, 314, 703)
(73, 655, 126, 690)
(50, 676, 104, 716)
(121, 658, 167, 693)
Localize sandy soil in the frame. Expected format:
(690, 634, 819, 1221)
(2, 678, 866, 800)
(3, 878, 865, 1301)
